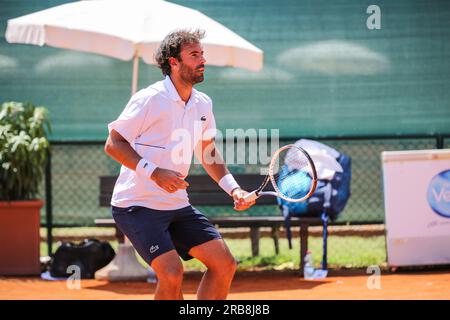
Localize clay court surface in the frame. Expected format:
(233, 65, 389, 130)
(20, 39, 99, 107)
(1, 270, 450, 300)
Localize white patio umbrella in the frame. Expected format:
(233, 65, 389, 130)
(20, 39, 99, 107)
(5, 0, 263, 95)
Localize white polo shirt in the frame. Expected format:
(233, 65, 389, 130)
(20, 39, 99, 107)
(108, 75, 217, 210)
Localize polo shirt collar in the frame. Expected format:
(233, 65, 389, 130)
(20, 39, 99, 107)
(164, 75, 182, 102)
(164, 75, 199, 105)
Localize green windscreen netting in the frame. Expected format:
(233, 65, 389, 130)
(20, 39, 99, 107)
(1, 0, 449, 140)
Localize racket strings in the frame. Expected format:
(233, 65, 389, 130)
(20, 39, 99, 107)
(271, 147, 315, 200)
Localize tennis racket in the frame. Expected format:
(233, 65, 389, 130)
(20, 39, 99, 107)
(243, 144, 317, 203)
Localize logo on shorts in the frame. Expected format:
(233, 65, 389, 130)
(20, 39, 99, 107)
(150, 245, 159, 254)
(200, 116, 207, 121)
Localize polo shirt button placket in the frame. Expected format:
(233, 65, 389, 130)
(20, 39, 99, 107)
(183, 107, 191, 129)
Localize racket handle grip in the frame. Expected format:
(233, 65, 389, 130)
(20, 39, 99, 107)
(243, 191, 259, 202)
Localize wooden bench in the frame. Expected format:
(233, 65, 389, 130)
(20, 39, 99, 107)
(96, 174, 324, 273)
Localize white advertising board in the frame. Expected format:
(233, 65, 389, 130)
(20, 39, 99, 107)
(382, 149, 450, 267)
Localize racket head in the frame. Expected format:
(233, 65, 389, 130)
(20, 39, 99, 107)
(268, 144, 317, 203)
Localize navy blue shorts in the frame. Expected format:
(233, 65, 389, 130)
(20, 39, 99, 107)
(111, 205, 222, 265)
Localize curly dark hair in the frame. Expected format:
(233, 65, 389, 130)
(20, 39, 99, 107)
(155, 29, 206, 76)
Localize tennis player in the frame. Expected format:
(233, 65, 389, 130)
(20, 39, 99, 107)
(104, 29, 255, 300)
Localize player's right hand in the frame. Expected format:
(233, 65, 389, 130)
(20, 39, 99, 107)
(232, 188, 256, 211)
(150, 167, 189, 193)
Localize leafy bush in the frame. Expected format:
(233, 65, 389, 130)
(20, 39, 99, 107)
(0, 101, 51, 201)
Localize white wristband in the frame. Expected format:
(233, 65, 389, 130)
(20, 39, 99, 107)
(218, 174, 240, 196)
(135, 158, 157, 180)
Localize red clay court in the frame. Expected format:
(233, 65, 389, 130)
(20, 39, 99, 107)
(1, 270, 450, 300)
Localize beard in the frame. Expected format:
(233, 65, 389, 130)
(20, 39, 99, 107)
(179, 62, 204, 85)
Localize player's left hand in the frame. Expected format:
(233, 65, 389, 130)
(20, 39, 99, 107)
(232, 188, 256, 211)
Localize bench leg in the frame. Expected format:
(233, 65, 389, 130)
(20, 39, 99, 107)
(300, 223, 309, 276)
(115, 226, 125, 244)
(271, 226, 280, 255)
(250, 227, 260, 257)
(322, 214, 328, 270)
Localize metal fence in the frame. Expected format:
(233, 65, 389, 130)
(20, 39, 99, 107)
(39, 135, 448, 266)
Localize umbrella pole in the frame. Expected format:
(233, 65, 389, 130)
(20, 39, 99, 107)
(131, 52, 139, 95)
